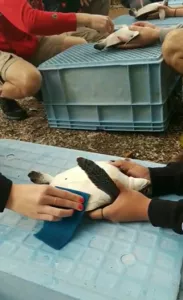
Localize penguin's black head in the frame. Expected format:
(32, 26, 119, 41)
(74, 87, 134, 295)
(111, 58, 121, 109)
(94, 43, 105, 51)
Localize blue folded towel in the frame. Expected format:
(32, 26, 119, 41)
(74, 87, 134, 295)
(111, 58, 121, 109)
(35, 187, 90, 250)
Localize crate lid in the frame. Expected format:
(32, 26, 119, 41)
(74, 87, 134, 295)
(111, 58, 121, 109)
(38, 43, 162, 71)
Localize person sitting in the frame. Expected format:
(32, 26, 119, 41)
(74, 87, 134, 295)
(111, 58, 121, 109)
(43, 0, 111, 48)
(0, 0, 114, 121)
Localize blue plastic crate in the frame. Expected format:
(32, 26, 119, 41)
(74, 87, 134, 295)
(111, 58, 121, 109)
(169, 0, 183, 6)
(0, 139, 183, 300)
(114, 14, 183, 27)
(39, 42, 180, 132)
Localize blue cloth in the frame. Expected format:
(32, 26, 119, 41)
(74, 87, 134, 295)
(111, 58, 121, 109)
(35, 187, 90, 250)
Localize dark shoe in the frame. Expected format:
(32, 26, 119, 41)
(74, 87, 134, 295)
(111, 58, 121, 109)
(0, 98, 28, 120)
(35, 89, 43, 102)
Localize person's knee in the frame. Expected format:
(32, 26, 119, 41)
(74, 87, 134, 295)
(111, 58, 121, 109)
(5, 59, 42, 98)
(20, 69, 42, 98)
(62, 36, 87, 52)
(162, 29, 183, 72)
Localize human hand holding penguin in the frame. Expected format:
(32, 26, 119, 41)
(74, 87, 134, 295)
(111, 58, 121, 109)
(93, 0, 181, 51)
(117, 25, 160, 49)
(89, 159, 151, 222)
(138, 4, 179, 20)
(94, 24, 160, 50)
(89, 180, 151, 223)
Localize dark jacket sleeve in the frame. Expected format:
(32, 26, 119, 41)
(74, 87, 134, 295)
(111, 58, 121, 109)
(147, 162, 183, 234)
(0, 173, 12, 212)
(149, 162, 183, 197)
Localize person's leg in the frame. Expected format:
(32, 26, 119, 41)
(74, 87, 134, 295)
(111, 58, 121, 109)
(30, 35, 87, 66)
(66, 27, 109, 43)
(29, 34, 87, 103)
(0, 53, 42, 120)
(162, 29, 183, 74)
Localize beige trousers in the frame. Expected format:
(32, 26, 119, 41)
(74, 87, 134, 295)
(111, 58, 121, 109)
(0, 0, 110, 80)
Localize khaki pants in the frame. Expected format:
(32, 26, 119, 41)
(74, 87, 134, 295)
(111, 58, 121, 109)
(0, 0, 110, 81)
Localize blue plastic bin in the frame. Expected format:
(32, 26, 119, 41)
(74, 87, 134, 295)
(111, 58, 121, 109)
(39, 42, 180, 132)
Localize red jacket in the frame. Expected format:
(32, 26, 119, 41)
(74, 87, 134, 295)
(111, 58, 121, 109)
(0, 0, 77, 59)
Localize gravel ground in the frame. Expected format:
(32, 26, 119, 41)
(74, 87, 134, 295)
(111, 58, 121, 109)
(1, 87, 183, 164)
(1, 7, 183, 164)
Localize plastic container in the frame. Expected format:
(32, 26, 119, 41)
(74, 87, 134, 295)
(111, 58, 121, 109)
(39, 43, 180, 132)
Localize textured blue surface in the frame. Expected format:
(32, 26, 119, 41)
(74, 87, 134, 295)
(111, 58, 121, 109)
(35, 188, 90, 250)
(0, 139, 183, 300)
(114, 14, 183, 27)
(39, 44, 162, 70)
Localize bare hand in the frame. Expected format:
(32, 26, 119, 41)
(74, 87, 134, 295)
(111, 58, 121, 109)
(110, 159, 150, 180)
(88, 15, 114, 34)
(6, 184, 84, 221)
(89, 180, 151, 222)
(117, 25, 160, 49)
(132, 21, 158, 29)
(146, 5, 176, 19)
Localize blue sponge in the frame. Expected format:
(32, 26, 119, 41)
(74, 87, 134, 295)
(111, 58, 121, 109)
(35, 187, 90, 250)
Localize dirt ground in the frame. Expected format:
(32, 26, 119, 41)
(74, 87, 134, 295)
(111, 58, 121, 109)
(1, 7, 183, 164)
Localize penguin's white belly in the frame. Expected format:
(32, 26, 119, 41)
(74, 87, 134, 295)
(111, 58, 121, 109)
(50, 161, 149, 212)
